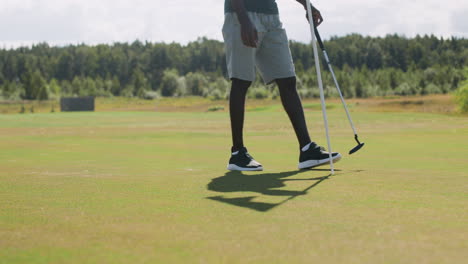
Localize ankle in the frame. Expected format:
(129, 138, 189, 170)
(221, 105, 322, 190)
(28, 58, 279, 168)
(301, 142, 316, 152)
(231, 145, 245, 153)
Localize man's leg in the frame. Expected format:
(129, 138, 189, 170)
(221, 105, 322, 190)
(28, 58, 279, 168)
(276, 77, 342, 169)
(276, 76, 311, 149)
(227, 78, 263, 171)
(230, 78, 251, 151)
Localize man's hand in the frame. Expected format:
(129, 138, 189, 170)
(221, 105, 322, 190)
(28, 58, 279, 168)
(306, 6, 323, 26)
(240, 21, 258, 48)
(296, 0, 323, 26)
(232, 0, 258, 48)
(311, 7, 323, 26)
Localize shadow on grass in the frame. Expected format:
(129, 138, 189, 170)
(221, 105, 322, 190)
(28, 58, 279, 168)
(207, 169, 335, 212)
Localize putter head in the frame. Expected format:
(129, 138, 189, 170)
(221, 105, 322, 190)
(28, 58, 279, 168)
(349, 143, 365, 155)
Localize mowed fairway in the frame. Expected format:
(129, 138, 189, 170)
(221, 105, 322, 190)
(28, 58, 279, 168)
(0, 102, 467, 263)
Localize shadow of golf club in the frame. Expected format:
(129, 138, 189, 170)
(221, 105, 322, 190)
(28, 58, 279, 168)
(207, 170, 333, 212)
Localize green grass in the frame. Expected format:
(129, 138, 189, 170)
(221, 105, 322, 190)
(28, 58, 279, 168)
(0, 104, 467, 263)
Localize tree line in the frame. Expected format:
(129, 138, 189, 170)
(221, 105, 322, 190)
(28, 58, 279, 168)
(0, 34, 467, 101)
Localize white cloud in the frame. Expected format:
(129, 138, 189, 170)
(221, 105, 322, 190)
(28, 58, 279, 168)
(0, 0, 466, 48)
(279, 0, 468, 42)
(452, 8, 468, 37)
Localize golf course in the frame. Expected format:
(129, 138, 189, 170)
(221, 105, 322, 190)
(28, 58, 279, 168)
(0, 95, 466, 263)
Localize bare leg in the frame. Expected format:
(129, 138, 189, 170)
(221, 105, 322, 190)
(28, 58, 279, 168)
(276, 77, 311, 149)
(229, 78, 251, 152)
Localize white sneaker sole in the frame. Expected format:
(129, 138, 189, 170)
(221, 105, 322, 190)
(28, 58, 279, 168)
(298, 153, 342, 170)
(227, 164, 264, 171)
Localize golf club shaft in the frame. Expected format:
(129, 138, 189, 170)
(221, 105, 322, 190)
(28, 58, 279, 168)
(305, 0, 334, 174)
(314, 27, 358, 136)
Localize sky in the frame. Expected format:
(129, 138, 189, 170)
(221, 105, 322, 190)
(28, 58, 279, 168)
(0, 0, 467, 48)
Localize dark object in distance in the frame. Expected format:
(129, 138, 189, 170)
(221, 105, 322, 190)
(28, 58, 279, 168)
(60, 97, 95, 112)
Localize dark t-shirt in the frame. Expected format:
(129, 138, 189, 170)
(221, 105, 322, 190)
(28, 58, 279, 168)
(224, 0, 279, 14)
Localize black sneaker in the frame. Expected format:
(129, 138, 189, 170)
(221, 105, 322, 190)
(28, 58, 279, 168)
(298, 142, 342, 169)
(227, 147, 263, 171)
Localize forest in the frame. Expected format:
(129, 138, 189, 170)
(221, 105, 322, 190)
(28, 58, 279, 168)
(0, 34, 467, 101)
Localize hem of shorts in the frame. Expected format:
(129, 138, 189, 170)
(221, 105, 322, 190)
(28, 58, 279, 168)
(229, 76, 255, 83)
(228, 73, 296, 84)
(224, 11, 279, 15)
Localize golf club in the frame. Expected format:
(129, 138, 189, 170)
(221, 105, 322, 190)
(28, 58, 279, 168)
(305, 0, 335, 174)
(313, 26, 365, 155)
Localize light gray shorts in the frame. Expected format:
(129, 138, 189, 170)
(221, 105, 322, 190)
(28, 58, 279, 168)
(222, 12, 296, 84)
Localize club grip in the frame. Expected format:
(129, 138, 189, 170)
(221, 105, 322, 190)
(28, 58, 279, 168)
(314, 27, 325, 50)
